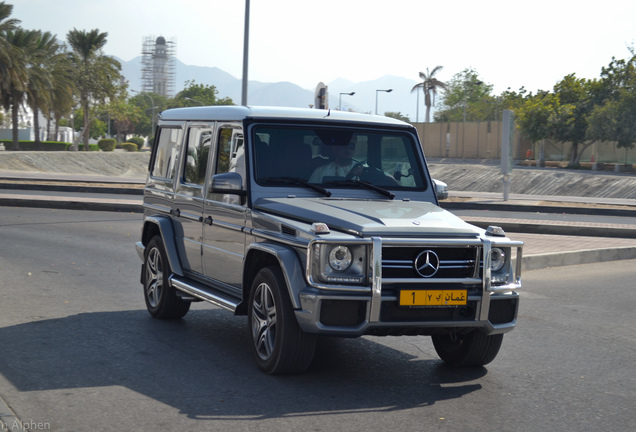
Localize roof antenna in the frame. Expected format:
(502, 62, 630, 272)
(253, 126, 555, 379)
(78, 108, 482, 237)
(326, 109, 331, 117)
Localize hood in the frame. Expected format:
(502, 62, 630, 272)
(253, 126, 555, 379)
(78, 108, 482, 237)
(253, 197, 481, 237)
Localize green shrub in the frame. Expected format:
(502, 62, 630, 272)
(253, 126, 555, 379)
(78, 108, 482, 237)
(0, 140, 71, 151)
(97, 138, 117, 152)
(121, 142, 138, 152)
(72, 143, 101, 151)
(128, 137, 144, 147)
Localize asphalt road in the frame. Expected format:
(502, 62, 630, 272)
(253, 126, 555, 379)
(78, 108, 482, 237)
(1, 208, 634, 432)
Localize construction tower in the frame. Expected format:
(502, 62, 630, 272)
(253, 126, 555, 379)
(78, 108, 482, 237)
(140, 36, 176, 97)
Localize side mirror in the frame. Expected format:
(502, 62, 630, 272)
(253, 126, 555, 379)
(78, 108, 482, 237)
(209, 172, 246, 196)
(432, 179, 448, 200)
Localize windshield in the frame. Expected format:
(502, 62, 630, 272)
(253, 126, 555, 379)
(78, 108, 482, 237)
(252, 125, 427, 192)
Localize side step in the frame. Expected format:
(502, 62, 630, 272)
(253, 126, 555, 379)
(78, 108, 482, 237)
(169, 275, 241, 313)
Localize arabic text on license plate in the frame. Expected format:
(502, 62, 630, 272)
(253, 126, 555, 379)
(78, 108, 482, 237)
(399, 290, 467, 306)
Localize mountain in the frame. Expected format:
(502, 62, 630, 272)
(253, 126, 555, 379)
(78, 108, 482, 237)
(116, 57, 423, 121)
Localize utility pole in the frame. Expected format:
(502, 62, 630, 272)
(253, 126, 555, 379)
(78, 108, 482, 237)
(241, 0, 250, 106)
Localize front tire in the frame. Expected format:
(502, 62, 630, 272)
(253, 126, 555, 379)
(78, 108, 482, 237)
(143, 236, 190, 319)
(248, 266, 316, 375)
(432, 330, 503, 367)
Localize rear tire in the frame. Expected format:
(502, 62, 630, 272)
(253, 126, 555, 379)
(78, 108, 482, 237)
(143, 236, 191, 319)
(248, 266, 316, 374)
(432, 330, 503, 366)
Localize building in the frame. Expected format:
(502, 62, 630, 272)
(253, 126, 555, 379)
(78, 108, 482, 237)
(140, 36, 177, 98)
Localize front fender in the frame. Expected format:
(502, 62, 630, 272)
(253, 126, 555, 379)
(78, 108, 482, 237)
(246, 242, 306, 310)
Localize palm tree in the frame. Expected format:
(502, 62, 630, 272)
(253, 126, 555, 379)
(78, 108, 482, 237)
(24, 31, 61, 148)
(411, 66, 447, 123)
(47, 51, 76, 142)
(67, 28, 121, 150)
(0, 1, 22, 100)
(2, 28, 38, 150)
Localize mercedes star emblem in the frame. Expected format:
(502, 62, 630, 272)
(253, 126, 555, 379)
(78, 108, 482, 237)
(414, 250, 440, 278)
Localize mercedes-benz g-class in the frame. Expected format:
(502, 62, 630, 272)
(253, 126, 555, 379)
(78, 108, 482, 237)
(136, 106, 523, 374)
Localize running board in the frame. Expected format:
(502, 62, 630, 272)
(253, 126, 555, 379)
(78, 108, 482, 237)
(169, 276, 240, 313)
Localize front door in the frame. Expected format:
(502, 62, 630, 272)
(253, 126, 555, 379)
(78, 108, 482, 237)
(202, 124, 246, 293)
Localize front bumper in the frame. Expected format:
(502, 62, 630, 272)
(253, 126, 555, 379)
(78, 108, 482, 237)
(296, 236, 523, 337)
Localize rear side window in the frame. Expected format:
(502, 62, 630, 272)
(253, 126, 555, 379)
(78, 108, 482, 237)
(151, 127, 182, 179)
(183, 128, 212, 186)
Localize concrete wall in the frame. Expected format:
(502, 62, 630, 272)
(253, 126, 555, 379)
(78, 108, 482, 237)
(0, 128, 32, 141)
(413, 121, 531, 160)
(413, 121, 634, 164)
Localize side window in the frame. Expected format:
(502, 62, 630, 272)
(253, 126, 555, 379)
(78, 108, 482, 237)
(183, 128, 212, 186)
(151, 127, 182, 180)
(228, 132, 245, 178)
(216, 128, 233, 174)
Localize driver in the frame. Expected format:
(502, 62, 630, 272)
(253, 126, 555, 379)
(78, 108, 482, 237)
(309, 139, 362, 183)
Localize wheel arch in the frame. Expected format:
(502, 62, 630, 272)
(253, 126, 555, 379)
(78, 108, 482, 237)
(141, 216, 184, 276)
(243, 242, 306, 312)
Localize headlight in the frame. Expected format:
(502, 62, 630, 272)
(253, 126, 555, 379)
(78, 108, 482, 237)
(329, 246, 352, 271)
(309, 242, 367, 285)
(491, 247, 506, 272)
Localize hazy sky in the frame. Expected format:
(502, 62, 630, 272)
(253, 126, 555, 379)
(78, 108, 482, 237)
(11, 0, 636, 94)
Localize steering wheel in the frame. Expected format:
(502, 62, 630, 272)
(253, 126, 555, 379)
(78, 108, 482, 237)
(345, 161, 369, 180)
(345, 161, 400, 186)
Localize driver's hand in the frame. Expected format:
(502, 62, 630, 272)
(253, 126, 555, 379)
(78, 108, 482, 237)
(350, 165, 363, 177)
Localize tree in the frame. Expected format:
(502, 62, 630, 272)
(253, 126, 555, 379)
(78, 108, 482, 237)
(24, 31, 62, 148)
(108, 99, 142, 142)
(516, 91, 557, 165)
(170, 80, 233, 108)
(587, 56, 636, 155)
(67, 28, 122, 150)
(0, 1, 21, 101)
(410, 66, 446, 123)
(47, 45, 76, 141)
(551, 74, 595, 167)
(435, 68, 493, 122)
(384, 111, 410, 122)
(130, 91, 167, 138)
(2, 28, 38, 150)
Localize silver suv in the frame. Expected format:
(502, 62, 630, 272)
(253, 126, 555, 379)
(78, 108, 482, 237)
(136, 106, 523, 374)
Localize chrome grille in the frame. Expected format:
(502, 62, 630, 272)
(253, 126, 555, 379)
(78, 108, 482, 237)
(382, 246, 480, 279)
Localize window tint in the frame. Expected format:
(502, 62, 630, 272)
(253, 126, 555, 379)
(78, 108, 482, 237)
(183, 128, 212, 186)
(252, 125, 426, 190)
(151, 127, 182, 179)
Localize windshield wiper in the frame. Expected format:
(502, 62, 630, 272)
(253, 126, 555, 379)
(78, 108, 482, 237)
(260, 177, 332, 197)
(325, 179, 395, 199)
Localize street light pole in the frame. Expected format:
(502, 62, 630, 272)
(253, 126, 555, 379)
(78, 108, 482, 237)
(241, 0, 250, 106)
(375, 89, 393, 115)
(338, 92, 355, 111)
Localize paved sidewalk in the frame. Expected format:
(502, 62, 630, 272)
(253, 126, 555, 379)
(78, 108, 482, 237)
(2, 171, 636, 272)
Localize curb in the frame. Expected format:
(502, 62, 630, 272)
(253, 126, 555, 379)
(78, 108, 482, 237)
(465, 219, 636, 239)
(0, 197, 142, 213)
(0, 182, 143, 195)
(519, 246, 636, 271)
(440, 201, 636, 218)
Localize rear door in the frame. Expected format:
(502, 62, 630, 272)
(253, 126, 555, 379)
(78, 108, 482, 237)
(172, 122, 214, 275)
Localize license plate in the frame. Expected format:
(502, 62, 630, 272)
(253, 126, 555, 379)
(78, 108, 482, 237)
(399, 290, 467, 307)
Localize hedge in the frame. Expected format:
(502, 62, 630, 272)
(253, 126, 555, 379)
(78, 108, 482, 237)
(121, 142, 138, 152)
(0, 140, 104, 151)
